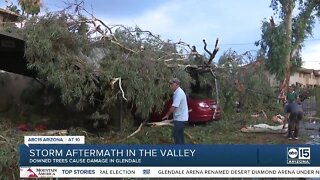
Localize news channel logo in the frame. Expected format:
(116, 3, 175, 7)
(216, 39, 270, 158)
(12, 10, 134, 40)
(287, 147, 311, 164)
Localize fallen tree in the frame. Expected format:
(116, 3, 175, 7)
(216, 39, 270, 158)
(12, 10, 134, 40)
(13, 2, 220, 129)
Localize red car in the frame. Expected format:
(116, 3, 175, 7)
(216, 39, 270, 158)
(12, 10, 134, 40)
(150, 95, 221, 123)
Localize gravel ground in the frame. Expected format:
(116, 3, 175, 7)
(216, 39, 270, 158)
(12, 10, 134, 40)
(299, 96, 320, 144)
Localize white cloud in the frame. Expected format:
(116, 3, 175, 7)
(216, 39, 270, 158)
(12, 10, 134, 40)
(101, 0, 220, 44)
(302, 42, 320, 70)
(99, 0, 272, 48)
(93, 0, 320, 69)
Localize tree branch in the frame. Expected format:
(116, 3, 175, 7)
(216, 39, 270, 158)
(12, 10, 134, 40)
(203, 38, 219, 65)
(111, 77, 128, 102)
(291, 0, 317, 59)
(119, 120, 147, 142)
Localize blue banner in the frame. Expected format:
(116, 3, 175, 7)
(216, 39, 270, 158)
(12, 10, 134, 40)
(20, 144, 320, 167)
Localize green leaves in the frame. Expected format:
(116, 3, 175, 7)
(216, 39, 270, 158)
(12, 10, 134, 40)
(22, 12, 194, 120)
(18, 0, 42, 16)
(257, 0, 320, 83)
(0, 120, 21, 179)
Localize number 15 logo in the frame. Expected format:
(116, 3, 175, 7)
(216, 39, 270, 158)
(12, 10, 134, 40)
(298, 147, 310, 160)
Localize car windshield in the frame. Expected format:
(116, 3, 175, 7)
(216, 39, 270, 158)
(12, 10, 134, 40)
(189, 83, 216, 100)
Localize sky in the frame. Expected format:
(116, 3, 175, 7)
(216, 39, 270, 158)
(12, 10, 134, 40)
(1, 0, 320, 69)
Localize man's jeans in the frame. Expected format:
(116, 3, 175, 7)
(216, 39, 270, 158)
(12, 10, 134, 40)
(173, 121, 187, 144)
(288, 112, 303, 138)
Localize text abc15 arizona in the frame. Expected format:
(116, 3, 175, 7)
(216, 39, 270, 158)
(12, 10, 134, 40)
(287, 147, 311, 164)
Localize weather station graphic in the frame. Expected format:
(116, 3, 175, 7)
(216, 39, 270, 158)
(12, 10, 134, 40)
(287, 147, 311, 164)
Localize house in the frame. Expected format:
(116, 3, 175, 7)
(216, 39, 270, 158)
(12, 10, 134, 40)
(243, 59, 320, 88)
(267, 67, 320, 88)
(0, 8, 20, 30)
(0, 30, 37, 77)
(290, 68, 320, 88)
(0, 9, 38, 112)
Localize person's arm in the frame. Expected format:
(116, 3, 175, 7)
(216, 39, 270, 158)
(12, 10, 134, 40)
(162, 90, 182, 120)
(162, 106, 177, 120)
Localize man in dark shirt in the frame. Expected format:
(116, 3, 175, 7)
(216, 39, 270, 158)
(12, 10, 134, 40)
(286, 86, 297, 103)
(284, 98, 303, 140)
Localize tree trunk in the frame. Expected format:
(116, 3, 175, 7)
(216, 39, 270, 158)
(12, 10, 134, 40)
(278, 65, 291, 101)
(278, 1, 294, 101)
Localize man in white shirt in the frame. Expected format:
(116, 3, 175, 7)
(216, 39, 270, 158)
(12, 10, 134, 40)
(162, 78, 189, 144)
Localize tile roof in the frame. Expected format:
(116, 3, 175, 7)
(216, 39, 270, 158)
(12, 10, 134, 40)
(0, 8, 20, 17)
